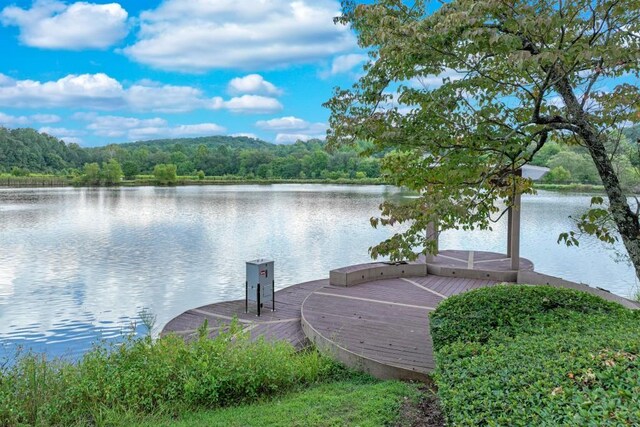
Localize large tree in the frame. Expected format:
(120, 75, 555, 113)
(326, 0, 640, 278)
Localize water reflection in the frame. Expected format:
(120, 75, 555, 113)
(0, 185, 637, 360)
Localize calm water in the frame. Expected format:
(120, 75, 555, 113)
(0, 185, 637, 359)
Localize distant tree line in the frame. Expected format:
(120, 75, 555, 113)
(532, 129, 640, 189)
(0, 128, 382, 182)
(1, 126, 639, 187)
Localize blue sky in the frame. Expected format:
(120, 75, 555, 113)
(0, 0, 368, 146)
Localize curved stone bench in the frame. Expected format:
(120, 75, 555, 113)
(329, 261, 427, 287)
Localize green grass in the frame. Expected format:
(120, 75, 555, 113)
(0, 321, 345, 426)
(533, 183, 605, 192)
(132, 378, 420, 427)
(432, 285, 640, 426)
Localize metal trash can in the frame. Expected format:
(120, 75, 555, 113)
(246, 258, 274, 316)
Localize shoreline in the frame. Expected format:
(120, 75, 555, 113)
(0, 177, 386, 188)
(0, 177, 610, 192)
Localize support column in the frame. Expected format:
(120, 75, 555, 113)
(506, 207, 512, 257)
(425, 220, 439, 262)
(509, 170, 522, 271)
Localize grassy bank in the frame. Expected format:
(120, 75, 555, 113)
(0, 174, 386, 188)
(431, 285, 640, 426)
(123, 176, 386, 186)
(533, 182, 606, 192)
(133, 379, 422, 427)
(0, 320, 425, 426)
(0, 322, 343, 426)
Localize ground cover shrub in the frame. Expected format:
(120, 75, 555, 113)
(0, 321, 344, 426)
(430, 285, 624, 350)
(431, 285, 640, 426)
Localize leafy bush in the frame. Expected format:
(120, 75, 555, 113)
(430, 284, 624, 350)
(431, 286, 640, 426)
(0, 321, 343, 426)
(153, 164, 178, 185)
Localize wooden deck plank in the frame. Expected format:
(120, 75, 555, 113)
(301, 273, 493, 379)
(162, 279, 327, 350)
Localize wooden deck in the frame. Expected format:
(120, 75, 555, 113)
(162, 279, 327, 349)
(301, 275, 498, 381)
(426, 249, 534, 272)
(162, 250, 639, 382)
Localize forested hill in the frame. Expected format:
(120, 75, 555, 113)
(0, 129, 275, 174)
(111, 135, 272, 151)
(0, 127, 89, 172)
(2, 125, 640, 185)
(0, 127, 382, 180)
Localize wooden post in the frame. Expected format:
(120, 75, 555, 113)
(509, 169, 522, 270)
(506, 207, 512, 257)
(425, 220, 439, 262)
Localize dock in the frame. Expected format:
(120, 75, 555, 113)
(162, 250, 639, 381)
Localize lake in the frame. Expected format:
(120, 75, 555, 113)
(0, 185, 637, 360)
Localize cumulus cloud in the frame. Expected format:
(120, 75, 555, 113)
(256, 116, 327, 143)
(0, 112, 29, 126)
(123, 0, 356, 72)
(275, 133, 324, 144)
(228, 74, 282, 96)
(75, 113, 225, 141)
(212, 95, 283, 114)
(39, 126, 84, 144)
(256, 116, 327, 132)
(321, 53, 368, 78)
(1, 0, 129, 50)
(256, 116, 327, 144)
(80, 114, 167, 137)
(0, 111, 61, 126)
(128, 123, 225, 140)
(124, 82, 207, 113)
(30, 113, 61, 123)
(0, 73, 126, 109)
(0, 73, 283, 114)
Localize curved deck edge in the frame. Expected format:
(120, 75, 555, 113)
(300, 291, 431, 383)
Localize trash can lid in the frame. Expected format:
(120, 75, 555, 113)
(247, 258, 274, 265)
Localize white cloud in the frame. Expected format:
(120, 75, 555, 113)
(256, 116, 328, 143)
(39, 126, 84, 144)
(75, 113, 225, 140)
(128, 123, 225, 140)
(213, 95, 283, 114)
(0, 74, 14, 86)
(256, 116, 309, 131)
(275, 133, 325, 144)
(123, 0, 356, 72)
(0, 112, 29, 126)
(0, 111, 61, 126)
(125, 82, 207, 113)
(0, 73, 283, 114)
(0, 73, 125, 109)
(1, 0, 129, 50)
(326, 53, 368, 76)
(30, 113, 61, 123)
(82, 114, 167, 137)
(228, 74, 282, 96)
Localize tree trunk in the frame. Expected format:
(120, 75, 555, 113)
(580, 126, 640, 281)
(555, 77, 640, 281)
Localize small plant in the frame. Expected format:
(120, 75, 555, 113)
(138, 308, 157, 337)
